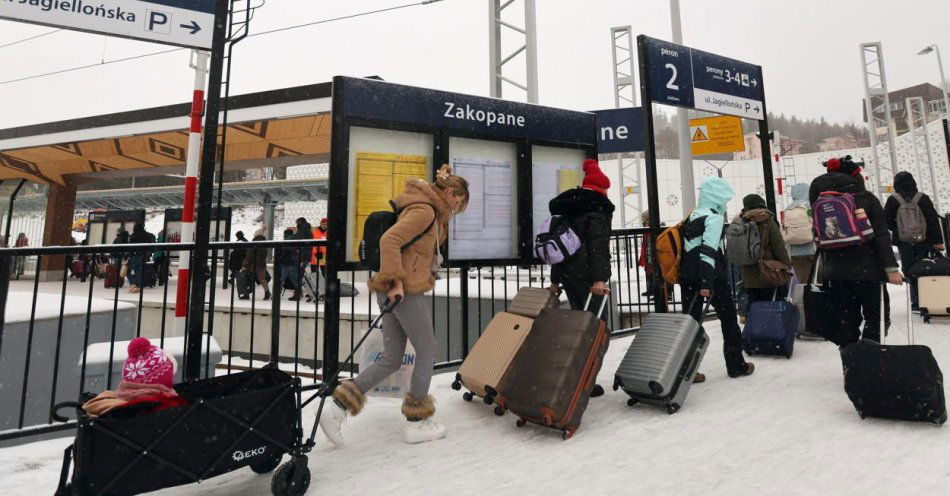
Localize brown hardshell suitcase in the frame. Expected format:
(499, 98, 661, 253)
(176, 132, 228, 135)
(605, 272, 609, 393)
(508, 287, 560, 318)
(452, 312, 535, 409)
(496, 295, 609, 439)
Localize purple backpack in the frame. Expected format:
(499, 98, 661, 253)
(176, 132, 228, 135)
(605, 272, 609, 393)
(534, 215, 582, 265)
(813, 192, 874, 249)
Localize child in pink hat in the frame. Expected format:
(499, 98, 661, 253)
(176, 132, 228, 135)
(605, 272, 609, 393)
(83, 338, 186, 417)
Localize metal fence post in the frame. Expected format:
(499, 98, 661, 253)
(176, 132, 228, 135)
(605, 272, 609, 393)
(270, 260, 282, 363)
(460, 267, 470, 358)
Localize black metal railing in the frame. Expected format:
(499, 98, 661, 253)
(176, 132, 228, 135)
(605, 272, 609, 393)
(0, 229, 666, 444)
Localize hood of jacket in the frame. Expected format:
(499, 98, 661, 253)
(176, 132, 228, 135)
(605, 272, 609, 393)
(741, 208, 773, 224)
(549, 187, 616, 218)
(894, 171, 918, 197)
(787, 183, 810, 210)
(811, 172, 862, 198)
(696, 176, 734, 215)
(393, 178, 452, 224)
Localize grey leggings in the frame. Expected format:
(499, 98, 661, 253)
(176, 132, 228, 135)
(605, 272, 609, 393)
(353, 292, 436, 399)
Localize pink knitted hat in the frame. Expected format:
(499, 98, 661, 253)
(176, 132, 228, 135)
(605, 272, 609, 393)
(122, 337, 175, 388)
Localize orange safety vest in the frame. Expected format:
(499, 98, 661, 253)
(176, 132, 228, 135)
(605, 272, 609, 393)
(311, 227, 327, 266)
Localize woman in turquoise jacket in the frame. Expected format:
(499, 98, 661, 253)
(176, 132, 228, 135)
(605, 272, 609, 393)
(679, 176, 754, 382)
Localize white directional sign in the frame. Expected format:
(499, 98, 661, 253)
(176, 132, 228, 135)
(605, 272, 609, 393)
(0, 0, 215, 50)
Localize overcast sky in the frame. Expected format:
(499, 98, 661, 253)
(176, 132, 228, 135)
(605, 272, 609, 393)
(0, 0, 948, 130)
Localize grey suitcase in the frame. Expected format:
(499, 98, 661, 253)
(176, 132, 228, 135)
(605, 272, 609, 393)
(612, 297, 710, 414)
(508, 287, 560, 318)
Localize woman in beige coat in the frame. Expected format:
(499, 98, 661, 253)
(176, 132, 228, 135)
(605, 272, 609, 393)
(321, 164, 469, 446)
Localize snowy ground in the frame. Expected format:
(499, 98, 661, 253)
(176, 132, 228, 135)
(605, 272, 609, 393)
(3, 284, 950, 495)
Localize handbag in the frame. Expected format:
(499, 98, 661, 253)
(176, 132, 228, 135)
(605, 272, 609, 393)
(119, 261, 129, 279)
(757, 222, 790, 285)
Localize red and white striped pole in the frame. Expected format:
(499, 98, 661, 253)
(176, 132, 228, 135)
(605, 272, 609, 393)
(175, 50, 210, 337)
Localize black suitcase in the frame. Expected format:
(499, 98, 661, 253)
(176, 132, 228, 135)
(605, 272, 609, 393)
(238, 270, 254, 297)
(840, 286, 947, 425)
(141, 261, 157, 288)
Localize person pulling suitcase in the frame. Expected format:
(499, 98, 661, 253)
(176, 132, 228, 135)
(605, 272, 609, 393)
(546, 158, 615, 397)
(679, 177, 755, 382)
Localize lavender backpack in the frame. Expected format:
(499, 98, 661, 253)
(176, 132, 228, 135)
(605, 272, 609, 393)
(534, 215, 582, 265)
(813, 192, 874, 250)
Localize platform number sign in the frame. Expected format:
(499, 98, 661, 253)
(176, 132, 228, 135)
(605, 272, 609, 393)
(642, 36, 765, 121)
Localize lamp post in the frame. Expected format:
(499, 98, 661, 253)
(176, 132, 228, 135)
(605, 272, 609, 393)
(919, 45, 950, 124)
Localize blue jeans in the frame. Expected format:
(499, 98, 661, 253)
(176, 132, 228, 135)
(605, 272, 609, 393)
(127, 255, 144, 287)
(278, 264, 299, 293)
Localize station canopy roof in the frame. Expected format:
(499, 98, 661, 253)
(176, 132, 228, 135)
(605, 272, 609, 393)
(0, 81, 335, 185)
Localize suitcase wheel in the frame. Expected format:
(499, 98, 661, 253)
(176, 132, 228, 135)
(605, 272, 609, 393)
(451, 375, 462, 391)
(516, 418, 527, 428)
(494, 406, 505, 416)
(857, 412, 866, 420)
(462, 392, 474, 402)
(627, 398, 638, 407)
(483, 395, 494, 406)
(667, 403, 680, 415)
(562, 429, 574, 441)
(933, 412, 947, 426)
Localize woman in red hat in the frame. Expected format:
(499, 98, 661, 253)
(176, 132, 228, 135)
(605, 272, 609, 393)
(547, 158, 615, 397)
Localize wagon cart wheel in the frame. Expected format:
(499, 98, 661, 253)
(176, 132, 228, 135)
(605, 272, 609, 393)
(271, 458, 311, 496)
(251, 453, 283, 474)
(627, 398, 638, 407)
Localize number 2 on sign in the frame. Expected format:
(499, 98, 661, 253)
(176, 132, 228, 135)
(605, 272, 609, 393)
(665, 63, 679, 90)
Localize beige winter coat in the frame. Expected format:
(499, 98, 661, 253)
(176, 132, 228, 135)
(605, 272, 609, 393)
(367, 179, 450, 295)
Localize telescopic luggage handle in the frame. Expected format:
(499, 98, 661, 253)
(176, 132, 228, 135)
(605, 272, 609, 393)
(683, 293, 712, 317)
(583, 292, 609, 319)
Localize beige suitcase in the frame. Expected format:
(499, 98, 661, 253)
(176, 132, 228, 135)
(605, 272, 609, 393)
(452, 312, 534, 412)
(508, 287, 560, 318)
(919, 276, 950, 323)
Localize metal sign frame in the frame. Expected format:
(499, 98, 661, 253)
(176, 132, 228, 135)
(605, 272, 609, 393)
(637, 35, 775, 312)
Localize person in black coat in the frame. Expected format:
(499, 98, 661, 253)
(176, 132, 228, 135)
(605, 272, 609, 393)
(884, 171, 945, 310)
(276, 228, 301, 300)
(809, 156, 902, 344)
(547, 159, 614, 397)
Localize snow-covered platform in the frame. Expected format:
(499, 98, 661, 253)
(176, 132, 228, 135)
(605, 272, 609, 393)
(2, 285, 948, 495)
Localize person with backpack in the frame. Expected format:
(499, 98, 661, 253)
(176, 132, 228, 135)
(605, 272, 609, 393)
(546, 158, 615, 397)
(783, 183, 817, 282)
(680, 176, 754, 382)
(738, 194, 792, 303)
(320, 164, 469, 446)
(884, 171, 945, 311)
(809, 155, 902, 344)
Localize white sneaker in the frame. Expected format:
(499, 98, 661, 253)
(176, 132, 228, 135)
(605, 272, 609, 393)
(319, 401, 347, 447)
(403, 419, 446, 444)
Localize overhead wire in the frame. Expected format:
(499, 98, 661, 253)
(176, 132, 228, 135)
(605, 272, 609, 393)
(0, 28, 62, 49)
(0, 0, 450, 86)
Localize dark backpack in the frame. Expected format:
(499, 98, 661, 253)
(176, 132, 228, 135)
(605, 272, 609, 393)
(359, 201, 435, 271)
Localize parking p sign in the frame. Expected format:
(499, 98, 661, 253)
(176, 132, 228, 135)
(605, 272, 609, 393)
(0, 0, 216, 50)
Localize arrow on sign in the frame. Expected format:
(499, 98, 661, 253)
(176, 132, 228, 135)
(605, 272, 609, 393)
(750, 78, 758, 87)
(754, 106, 760, 113)
(180, 21, 202, 35)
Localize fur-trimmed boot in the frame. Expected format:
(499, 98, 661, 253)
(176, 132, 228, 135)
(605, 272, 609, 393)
(319, 381, 365, 447)
(402, 394, 445, 444)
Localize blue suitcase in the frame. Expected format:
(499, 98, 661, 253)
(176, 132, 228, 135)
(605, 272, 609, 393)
(742, 300, 799, 358)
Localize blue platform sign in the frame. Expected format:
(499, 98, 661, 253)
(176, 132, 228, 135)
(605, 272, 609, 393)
(593, 107, 644, 154)
(642, 36, 765, 120)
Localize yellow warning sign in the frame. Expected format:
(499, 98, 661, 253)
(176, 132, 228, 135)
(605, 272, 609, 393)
(689, 116, 745, 156)
(692, 127, 709, 142)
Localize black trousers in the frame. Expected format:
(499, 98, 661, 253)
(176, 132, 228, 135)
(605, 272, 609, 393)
(563, 281, 609, 324)
(829, 280, 886, 344)
(680, 277, 747, 376)
(899, 243, 931, 307)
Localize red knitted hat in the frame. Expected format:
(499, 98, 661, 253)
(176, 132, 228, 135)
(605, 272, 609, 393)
(122, 337, 175, 388)
(581, 159, 610, 196)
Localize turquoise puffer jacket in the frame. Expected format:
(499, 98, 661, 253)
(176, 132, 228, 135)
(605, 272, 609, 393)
(681, 177, 734, 290)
